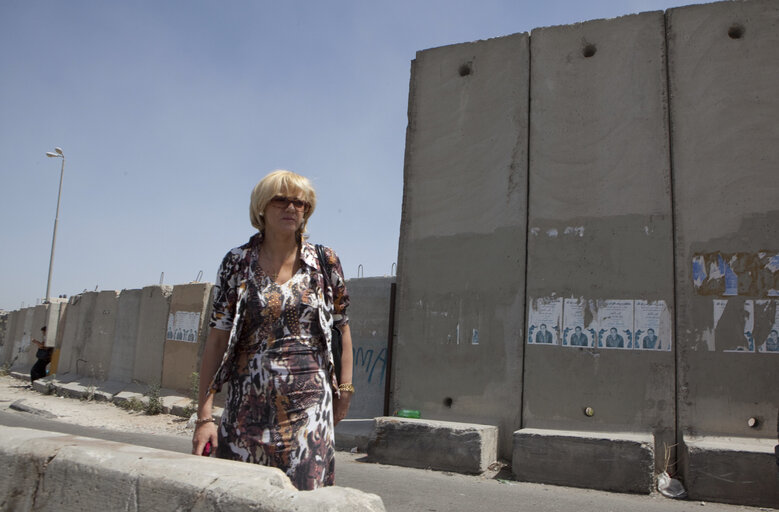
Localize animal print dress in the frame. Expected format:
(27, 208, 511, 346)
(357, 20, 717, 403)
(207, 232, 349, 490)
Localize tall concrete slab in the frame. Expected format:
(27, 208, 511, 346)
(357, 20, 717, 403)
(394, 33, 529, 457)
(56, 292, 98, 376)
(345, 277, 394, 419)
(161, 283, 211, 392)
(71, 291, 118, 379)
(108, 289, 143, 383)
(10, 308, 36, 371)
(133, 285, 173, 386)
(668, 1, 779, 506)
(524, 11, 675, 470)
(1, 309, 20, 366)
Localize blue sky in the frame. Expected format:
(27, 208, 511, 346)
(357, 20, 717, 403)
(0, 0, 691, 311)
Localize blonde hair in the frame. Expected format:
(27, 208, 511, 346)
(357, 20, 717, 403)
(250, 170, 317, 235)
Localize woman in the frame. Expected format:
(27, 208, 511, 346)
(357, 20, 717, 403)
(191, 170, 354, 490)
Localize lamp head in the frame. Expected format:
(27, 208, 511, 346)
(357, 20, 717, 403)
(54, 147, 63, 155)
(46, 152, 59, 158)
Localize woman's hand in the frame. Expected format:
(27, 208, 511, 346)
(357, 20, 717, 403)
(333, 391, 352, 426)
(192, 421, 218, 456)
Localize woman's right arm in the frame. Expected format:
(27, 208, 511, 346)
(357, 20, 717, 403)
(191, 327, 230, 455)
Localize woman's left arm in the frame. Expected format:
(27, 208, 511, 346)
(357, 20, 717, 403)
(333, 324, 353, 425)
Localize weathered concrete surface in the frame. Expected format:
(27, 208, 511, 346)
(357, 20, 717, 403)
(9, 307, 35, 371)
(345, 277, 393, 419)
(367, 417, 498, 474)
(0, 426, 385, 512)
(524, 11, 675, 473)
(161, 283, 211, 392)
(681, 435, 778, 508)
(0, 309, 20, 365)
(668, 0, 779, 443)
(394, 33, 529, 459)
(107, 288, 142, 383)
(335, 419, 374, 453)
(132, 285, 172, 385)
(56, 292, 98, 376)
(513, 428, 655, 494)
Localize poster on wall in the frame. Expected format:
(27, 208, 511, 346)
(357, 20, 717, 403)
(634, 300, 672, 351)
(166, 311, 201, 343)
(596, 300, 634, 349)
(562, 298, 596, 348)
(757, 300, 779, 353)
(527, 297, 562, 345)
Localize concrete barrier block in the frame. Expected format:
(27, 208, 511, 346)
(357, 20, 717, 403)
(0, 426, 385, 511)
(367, 417, 498, 474)
(335, 419, 374, 452)
(108, 288, 142, 383)
(32, 375, 55, 394)
(91, 380, 126, 402)
(682, 435, 779, 508)
(512, 428, 654, 494)
(133, 285, 173, 385)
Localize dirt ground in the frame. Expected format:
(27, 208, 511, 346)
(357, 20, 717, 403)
(0, 373, 193, 438)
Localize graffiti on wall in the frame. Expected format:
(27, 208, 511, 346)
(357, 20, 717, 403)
(353, 345, 387, 385)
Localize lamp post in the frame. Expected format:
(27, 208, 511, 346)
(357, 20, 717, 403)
(44, 147, 65, 304)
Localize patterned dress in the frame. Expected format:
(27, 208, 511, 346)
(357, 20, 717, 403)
(207, 232, 349, 490)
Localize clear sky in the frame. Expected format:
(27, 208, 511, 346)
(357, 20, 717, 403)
(0, 0, 692, 311)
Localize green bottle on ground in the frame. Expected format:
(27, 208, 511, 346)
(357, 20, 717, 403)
(395, 409, 420, 418)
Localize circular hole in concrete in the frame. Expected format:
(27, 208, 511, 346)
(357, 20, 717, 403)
(444, 397, 453, 408)
(582, 44, 597, 58)
(458, 63, 471, 77)
(584, 407, 594, 417)
(728, 24, 745, 39)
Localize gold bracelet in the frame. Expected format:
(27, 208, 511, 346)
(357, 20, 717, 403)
(195, 417, 215, 426)
(338, 383, 355, 393)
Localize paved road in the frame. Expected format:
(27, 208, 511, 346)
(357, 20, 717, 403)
(0, 408, 764, 512)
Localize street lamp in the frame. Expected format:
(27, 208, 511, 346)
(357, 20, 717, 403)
(44, 147, 65, 304)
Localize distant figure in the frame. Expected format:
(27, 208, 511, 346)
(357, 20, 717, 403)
(605, 327, 624, 348)
(569, 326, 588, 347)
(535, 324, 554, 344)
(642, 328, 659, 350)
(763, 330, 779, 352)
(30, 326, 53, 383)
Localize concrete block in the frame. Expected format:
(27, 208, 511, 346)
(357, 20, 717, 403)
(335, 419, 374, 453)
(161, 282, 212, 392)
(91, 380, 127, 402)
(10, 308, 35, 371)
(0, 426, 385, 511)
(394, 33, 529, 460)
(51, 378, 93, 400)
(132, 285, 172, 385)
(0, 309, 20, 365)
(111, 382, 149, 408)
(524, 10, 675, 471)
(367, 417, 498, 474)
(682, 435, 779, 508)
(668, 0, 779, 441)
(56, 292, 98, 376)
(107, 288, 142, 383)
(32, 375, 55, 394)
(512, 428, 654, 494)
(345, 277, 393, 419)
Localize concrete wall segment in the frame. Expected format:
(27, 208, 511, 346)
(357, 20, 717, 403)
(394, 33, 529, 458)
(132, 285, 173, 385)
(523, 11, 676, 472)
(667, 0, 779, 440)
(108, 288, 142, 383)
(162, 282, 212, 392)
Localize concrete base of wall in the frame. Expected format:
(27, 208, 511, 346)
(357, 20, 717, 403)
(0, 426, 385, 512)
(682, 435, 779, 509)
(513, 428, 655, 494)
(335, 419, 374, 453)
(367, 417, 498, 474)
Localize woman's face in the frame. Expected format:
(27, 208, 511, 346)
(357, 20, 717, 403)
(263, 188, 309, 235)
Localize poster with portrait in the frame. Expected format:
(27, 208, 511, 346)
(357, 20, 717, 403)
(634, 300, 672, 351)
(527, 297, 562, 345)
(757, 300, 779, 353)
(166, 311, 201, 343)
(562, 298, 596, 348)
(596, 300, 634, 349)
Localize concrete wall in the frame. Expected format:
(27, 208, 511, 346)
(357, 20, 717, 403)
(1, 309, 21, 366)
(524, 11, 675, 468)
(57, 292, 98, 376)
(108, 289, 143, 383)
(393, 33, 529, 456)
(666, 1, 779, 498)
(10, 307, 35, 371)
(161, 283, 212, 392)
(345, 277, 394, 419)
(132, 285, 173, 385)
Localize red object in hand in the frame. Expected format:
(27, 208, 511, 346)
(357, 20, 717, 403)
(202, 441, 212, 457)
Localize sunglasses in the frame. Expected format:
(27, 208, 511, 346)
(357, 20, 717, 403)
(270, 195, 310, 211)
